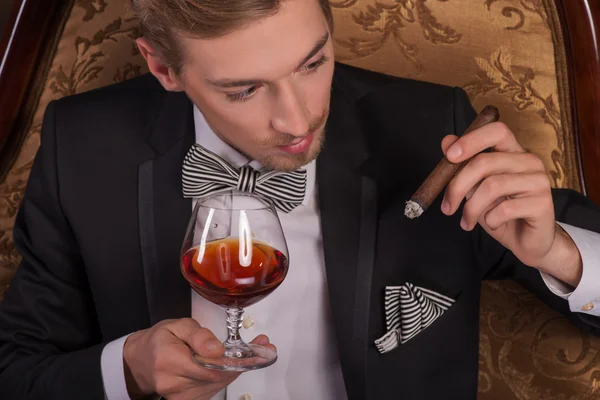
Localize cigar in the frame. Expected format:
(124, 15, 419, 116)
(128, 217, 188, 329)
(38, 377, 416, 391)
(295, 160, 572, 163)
(404, 105, 500, 219)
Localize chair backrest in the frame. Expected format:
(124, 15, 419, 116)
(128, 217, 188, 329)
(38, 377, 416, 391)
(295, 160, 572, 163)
(331, 0, 600, 195)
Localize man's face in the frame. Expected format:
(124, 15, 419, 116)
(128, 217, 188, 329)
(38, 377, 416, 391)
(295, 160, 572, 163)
(177, 0, 334, 171)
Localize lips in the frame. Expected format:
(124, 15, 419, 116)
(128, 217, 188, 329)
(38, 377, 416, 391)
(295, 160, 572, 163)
(277, 131, 315, 155)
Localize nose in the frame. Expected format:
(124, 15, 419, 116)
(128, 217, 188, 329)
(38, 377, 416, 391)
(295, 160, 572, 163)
(271, 80, 310, 137)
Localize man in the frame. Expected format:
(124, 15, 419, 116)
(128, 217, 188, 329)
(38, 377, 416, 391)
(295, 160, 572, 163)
(0, 0, 599, 399)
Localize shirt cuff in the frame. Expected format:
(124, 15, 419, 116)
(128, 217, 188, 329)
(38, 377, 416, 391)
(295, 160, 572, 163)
(101, 334, 133, 400)
(540, 222, 600, 317)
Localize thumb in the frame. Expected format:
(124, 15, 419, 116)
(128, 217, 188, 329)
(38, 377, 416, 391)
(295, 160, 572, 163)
(165, 318, 224, 358)
(188, 327, 225, 358)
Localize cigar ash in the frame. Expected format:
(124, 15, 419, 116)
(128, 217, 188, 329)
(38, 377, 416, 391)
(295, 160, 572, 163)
(404, 200, 424, 219)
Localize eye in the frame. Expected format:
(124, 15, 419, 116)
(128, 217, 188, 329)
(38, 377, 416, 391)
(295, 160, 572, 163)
(225, 86, 259, 102)
(299, 55, 330, 74)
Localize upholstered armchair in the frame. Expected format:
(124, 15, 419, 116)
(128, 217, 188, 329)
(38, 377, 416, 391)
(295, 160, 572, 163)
(1, 0, 599, 398)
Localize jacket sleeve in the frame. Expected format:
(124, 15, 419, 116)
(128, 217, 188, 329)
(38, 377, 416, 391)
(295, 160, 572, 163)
(452, 88, 600, 335)
(0, 101, 107, 399)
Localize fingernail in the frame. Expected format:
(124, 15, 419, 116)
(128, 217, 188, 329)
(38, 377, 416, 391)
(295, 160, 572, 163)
(460, 217, 468, 230)
(205, 339, 223, 352)
(442, 200, 450, 214)
(447, 145, 462, 161)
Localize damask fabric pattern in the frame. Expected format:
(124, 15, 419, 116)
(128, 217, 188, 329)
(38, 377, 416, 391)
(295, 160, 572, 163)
(0, 0, 598, 398)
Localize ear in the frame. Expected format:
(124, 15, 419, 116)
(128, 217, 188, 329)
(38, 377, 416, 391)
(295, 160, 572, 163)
(136, 37, 184, 92)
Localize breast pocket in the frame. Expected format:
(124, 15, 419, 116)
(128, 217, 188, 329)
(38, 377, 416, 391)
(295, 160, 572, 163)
(374, 288, 464, 356)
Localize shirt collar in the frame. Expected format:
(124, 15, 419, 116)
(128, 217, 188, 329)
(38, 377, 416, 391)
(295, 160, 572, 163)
(193, 104, 315, 207)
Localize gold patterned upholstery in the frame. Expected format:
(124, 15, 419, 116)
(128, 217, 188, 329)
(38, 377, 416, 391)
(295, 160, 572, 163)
(0, 0, 598, 398)
(333, 0, 580, 192)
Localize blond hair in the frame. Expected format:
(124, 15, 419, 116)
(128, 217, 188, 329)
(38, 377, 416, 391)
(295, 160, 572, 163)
(129, 0, 334, 74)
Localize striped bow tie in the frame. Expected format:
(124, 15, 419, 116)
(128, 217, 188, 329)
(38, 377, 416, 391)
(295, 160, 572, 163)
(181, 144, 307, 213)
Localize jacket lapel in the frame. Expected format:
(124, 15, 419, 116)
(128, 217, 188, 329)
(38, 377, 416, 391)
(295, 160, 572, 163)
(318, 75, 378, 399)
(138, 91, 194, 325)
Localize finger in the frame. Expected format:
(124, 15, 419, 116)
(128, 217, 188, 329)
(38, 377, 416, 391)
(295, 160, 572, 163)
(441, 135, 459, 155)
(153, 320, 234, 390)
(163, 319, 224, 359)
(465, 181, 480, 201)
(152, 342, 229, 391)
(188, 328, 225, 358)
(263, 343, 277, 353)
(446, 122, 524, 164)
(163, 319, 224, 360)
(164, 318, 203, 342)
(484, 196, 554, 231)
(250, 334, 271, 346)
(461, 172, 551, 231)
(442, 152, 546, 215)
(178, 340, 240, 384)
(249, 334, 277, 358)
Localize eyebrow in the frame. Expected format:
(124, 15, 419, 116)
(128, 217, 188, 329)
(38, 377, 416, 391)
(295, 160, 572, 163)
(207, 32, 330, 89)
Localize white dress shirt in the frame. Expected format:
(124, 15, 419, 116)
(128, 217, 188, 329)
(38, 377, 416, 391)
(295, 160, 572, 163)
(101, 105, 600, 400)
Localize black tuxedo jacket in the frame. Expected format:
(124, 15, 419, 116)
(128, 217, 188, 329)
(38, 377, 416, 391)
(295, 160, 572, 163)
(1, 63, 599, 400)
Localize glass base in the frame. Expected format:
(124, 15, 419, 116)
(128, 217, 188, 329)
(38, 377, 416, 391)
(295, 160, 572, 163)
(192, 342, 277, 372)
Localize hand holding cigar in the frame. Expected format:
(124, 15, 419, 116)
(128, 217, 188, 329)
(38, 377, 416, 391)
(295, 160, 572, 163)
(405, 106, 500, 219)
(403, 104, 582, 287)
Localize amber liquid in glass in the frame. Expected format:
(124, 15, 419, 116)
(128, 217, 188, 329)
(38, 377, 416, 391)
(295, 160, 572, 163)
(182, 237, 288, 308)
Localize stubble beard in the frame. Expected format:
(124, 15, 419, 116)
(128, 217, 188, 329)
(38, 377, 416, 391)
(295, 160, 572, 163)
(257, 126, 326, 172)
(253, 108, 329, 171)
(211, 108, 330, 172)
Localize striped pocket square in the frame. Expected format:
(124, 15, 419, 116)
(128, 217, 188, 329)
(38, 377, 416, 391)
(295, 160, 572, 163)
(374, 282, 455, 354)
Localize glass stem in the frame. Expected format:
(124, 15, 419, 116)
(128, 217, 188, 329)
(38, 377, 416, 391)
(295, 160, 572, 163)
(224, 307, 244, 347)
